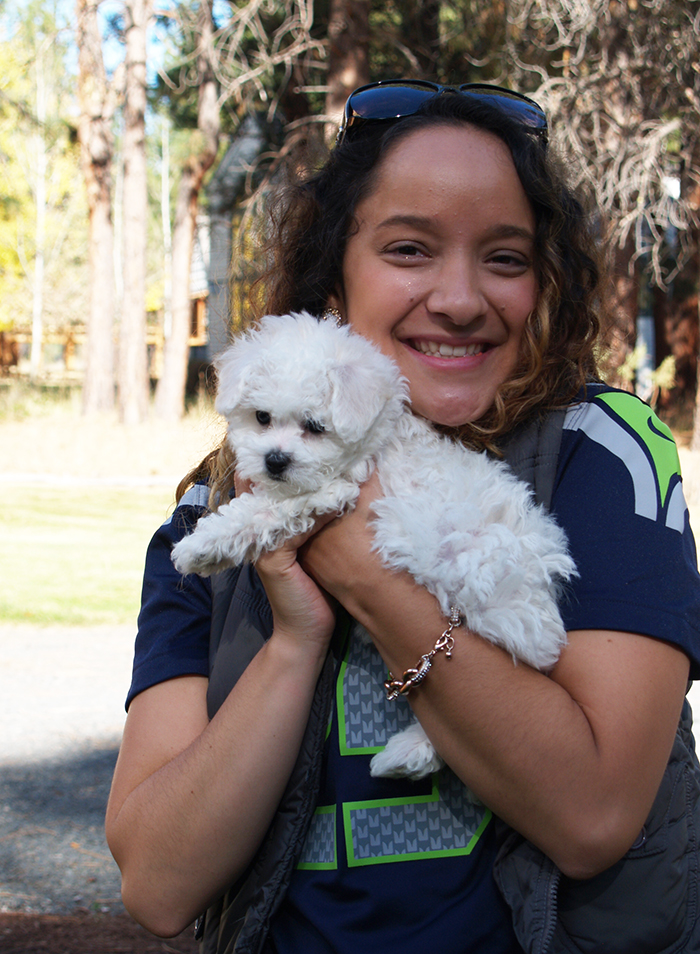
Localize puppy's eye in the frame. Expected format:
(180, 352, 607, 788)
(304, 419, 325, 435)
(256, 410, 272, 426)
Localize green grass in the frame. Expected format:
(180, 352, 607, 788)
(0, 483, 177, 625)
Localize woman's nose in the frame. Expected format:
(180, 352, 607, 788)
(426, 257, 487, 324)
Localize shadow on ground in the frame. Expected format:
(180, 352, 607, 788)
(0, 745, 123, 915)
(0, 746, 200, 951)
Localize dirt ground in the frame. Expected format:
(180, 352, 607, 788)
(0, 912, 199, 953)
(0, 733, 203, 954)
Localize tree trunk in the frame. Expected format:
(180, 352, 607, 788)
(685, 167, 700, 449)
(76, 0, 116, 413)
(405, 0, 441, 77)
(153, 167, 198, 420)
(154, 0, 219, 422)
(325, 0, 371, 134)
(601, 234, 639, 389)
(160, 115, 172, 359)
(692, 290, 700, 450)
(689, 301, 700, 445)
(118, 0, 152, 425)
(29, 42, 47, 379)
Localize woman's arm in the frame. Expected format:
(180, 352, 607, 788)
(106, 536, 336, 938)
(300, 475, 690, 880)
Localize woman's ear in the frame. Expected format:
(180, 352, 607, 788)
(326, 289, 345, 317)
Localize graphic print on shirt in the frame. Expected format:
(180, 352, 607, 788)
(298, 628, 491, 869)
(563, 389, 687, 532)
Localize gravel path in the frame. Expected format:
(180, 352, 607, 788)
(0, 625, 134, 915)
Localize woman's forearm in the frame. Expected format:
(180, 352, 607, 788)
(106, 632, 328, 937)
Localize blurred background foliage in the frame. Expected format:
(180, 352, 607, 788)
(0, 0, 699, 434)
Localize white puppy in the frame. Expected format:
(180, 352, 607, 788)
(172, 311, 576, 781)
(172, 312, 408, 569)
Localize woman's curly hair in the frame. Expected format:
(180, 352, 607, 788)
(179, 91, 605, 500)
(265, 96, 603, 439)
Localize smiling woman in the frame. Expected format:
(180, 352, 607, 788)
(105, 82, 700, 954)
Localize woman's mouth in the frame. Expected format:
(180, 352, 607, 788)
(411, 339, 488, 358)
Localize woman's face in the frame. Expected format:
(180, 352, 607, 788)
(330, 124, 538, 427)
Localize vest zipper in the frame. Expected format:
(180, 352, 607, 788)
(538, 864, 561, 954)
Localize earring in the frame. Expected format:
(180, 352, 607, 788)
(321, 306, 345, 327)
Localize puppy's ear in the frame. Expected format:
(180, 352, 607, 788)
(213, 344, 252, 417)
(327, 355, 401, 443)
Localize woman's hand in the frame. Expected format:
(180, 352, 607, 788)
(299, 471, 388, 620)
(255, 528, 338, 650)
(235, 473, 338, 652)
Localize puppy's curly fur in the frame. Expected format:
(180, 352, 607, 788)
(172, 312, 576, 781)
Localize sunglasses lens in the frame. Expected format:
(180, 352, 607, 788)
(457, 86, 547, 130)
(347, 84, 438, 122)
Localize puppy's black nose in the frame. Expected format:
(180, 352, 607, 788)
(265, 450, 292, 479)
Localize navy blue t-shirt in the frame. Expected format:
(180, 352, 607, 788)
(127, 386, 700, 953)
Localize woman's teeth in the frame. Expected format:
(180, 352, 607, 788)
(414, 340, 484, 357)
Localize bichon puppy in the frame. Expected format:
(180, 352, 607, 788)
(172, 311, 408, 569)
(171, 311, 576, 781)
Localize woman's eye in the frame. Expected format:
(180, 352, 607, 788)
(256, 410, 271, 426)
(304, 419, 325, 435)
(488, 251, 530, 270)
(389, 243, 422, 257)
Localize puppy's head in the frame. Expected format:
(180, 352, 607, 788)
(214, 311, 407, 493)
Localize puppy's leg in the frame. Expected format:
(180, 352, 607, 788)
(350, 623, 443, 781)
(370, 724, 482, 805)
(369, 722, 444, 781)
(171, 494, 315, 575)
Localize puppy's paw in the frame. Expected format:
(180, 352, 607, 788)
(369, 722, 444, 780)
(171, 533, 225, 577)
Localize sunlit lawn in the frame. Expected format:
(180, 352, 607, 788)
(0, 483, 176, 625)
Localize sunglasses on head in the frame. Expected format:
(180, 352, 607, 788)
(336, 80, 548, 147)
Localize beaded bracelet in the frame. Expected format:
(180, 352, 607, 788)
(384, 607, 463, 701)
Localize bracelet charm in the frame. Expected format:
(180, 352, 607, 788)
(384, 607, 462, 701)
